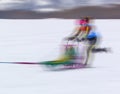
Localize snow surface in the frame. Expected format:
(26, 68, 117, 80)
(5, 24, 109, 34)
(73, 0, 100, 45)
(0, 19, 119, 94)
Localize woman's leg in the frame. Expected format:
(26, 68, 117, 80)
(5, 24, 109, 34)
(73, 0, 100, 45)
(84, 37, 96, 65)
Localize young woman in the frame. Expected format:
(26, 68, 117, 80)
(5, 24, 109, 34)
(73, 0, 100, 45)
(66, 17, 108, 65)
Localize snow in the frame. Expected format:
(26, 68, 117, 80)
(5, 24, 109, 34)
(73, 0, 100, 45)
(0, 19, 119, 94)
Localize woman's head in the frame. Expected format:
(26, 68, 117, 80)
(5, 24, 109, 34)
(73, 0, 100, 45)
(76, 17, 92, 25)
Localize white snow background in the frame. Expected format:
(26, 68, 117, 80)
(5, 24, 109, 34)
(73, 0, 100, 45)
(0, 19, 119, 94)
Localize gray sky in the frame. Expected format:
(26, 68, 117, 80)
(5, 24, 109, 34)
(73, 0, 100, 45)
(0, 0, 120, 11)
(0, 0, 120, 19)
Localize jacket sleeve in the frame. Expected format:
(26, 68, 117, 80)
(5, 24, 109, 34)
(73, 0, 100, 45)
(84, 26, 91, 38)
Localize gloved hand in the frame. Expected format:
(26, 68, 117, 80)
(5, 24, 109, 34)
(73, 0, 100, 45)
(65, 36, 76, 40)
(81, 38, 86, 41)
(76, 38, 86, 42)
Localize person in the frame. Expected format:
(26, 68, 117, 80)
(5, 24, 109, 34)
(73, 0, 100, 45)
(65, 17, 108, 65)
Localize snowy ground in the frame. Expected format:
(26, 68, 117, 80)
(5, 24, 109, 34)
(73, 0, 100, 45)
(0, 19, 120, 94)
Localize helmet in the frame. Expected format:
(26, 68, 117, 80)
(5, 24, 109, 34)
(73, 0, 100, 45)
(76, 16, 91, 25)
(76, 19, 87, 25)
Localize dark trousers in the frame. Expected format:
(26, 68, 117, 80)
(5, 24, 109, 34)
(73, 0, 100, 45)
(84, 37, 97, 65)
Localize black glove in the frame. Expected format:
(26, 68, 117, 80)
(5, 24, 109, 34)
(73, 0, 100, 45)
(65, 36, 76, 40)
(76, 38, 86, 42)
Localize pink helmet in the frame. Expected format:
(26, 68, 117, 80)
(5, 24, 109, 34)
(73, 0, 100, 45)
(76, 19, 87, 25)
(76, 17, 91, 25)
